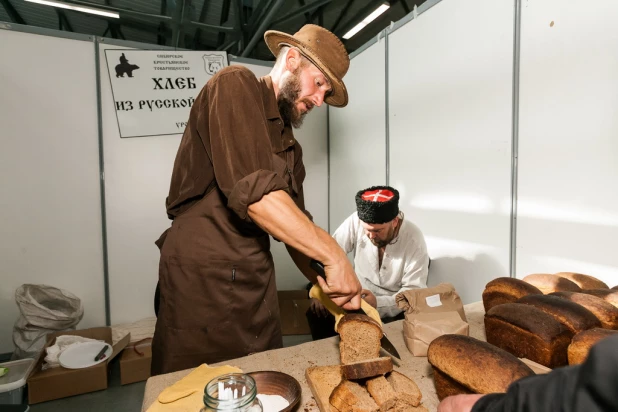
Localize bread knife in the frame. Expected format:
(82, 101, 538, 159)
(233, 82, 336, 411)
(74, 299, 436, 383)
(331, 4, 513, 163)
(309, 259, 401, 360)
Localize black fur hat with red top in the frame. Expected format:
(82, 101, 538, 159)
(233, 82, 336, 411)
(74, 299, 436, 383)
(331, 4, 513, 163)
(355, 185, 400, 224)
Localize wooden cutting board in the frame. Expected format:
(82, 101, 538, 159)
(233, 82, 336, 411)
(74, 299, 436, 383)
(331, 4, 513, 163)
(305, 365, 343, 412)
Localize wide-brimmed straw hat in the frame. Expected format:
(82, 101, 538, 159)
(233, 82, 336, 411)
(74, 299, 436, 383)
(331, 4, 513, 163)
(264, 24, 350, 107)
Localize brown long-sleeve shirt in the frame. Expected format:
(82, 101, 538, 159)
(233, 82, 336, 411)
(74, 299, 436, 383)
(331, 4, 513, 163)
(165, 65, 310, 224)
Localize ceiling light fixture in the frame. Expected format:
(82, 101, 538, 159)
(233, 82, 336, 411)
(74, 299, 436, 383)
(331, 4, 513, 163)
(343, 3, 390, 40)
(25, 0, 120, 19)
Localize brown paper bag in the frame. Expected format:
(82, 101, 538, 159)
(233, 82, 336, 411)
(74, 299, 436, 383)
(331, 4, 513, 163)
(396, 283, 469, 356)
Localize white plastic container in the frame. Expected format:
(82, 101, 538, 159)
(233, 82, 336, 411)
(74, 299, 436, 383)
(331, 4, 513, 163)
(0, 358, 36, 405)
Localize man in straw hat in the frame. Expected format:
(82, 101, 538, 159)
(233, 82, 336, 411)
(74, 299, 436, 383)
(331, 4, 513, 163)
(307, 185, 429, 340)
(151, 24, 361, 375)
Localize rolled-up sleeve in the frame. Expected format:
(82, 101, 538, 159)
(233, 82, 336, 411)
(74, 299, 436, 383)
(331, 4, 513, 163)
(203, 69, 289, 219)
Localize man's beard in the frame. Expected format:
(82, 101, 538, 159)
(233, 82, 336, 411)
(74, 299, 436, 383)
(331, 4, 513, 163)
(369, 237, 391, 248)
(278, 71, 312, 129)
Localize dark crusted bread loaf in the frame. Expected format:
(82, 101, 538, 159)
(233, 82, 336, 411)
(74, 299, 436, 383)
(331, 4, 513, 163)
(485, 303, 572, 368)
(427, 334, 534, 400)
(613, 285, 618, 291)
(516, 294, 601, 334)
(554, 272, 609, 290)
(568, 328, 618, 365)
(341, 357, 392, 380)
(329, 380, 379, 412)
(549, 291, 618, 330)
(581, 289, 618, 309)
(482, 277, 543, 312)
(339, 314, 383, 364)
(522, 274, 582, 294)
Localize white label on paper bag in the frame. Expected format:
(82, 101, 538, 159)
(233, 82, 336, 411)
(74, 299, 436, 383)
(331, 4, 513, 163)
(425, 294, 442, 307)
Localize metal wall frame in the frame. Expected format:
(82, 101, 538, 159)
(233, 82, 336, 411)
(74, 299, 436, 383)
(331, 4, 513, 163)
(330, 0, 522, 277)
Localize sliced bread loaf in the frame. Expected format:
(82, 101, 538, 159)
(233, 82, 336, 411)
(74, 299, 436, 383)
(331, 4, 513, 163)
(338, 314, 383, 364)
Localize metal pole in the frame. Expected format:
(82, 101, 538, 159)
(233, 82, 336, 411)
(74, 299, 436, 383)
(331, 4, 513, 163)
(270, 0, 332, 26)
(509, 0, 522, 278)
(240, 0, 285, 57)
(93, 38, 111, 326)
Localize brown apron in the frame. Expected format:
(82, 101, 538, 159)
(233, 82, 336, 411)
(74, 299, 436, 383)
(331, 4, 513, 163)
(151, 187, 283, 375)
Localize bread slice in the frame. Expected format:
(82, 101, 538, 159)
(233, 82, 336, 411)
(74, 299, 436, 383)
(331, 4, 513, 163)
(485, 303, 572, 368)
(554, 272, 609, 290)
(366, 376, 398, 411)
(581, 289, 618, 309)
(522, 274, 582, 294)
(568, 328, 618, 365)
(306, 365, 343, 412)
(482, 277, 543, 312)
(342, 357, 392, 380)
(329, 380, 379, 412)
(516, 294, 601, 334)
(338, 314, 383, 364)
(549, 291, 618, 330)
(427, 334, 534, 398)
(385, 370, 422, 407)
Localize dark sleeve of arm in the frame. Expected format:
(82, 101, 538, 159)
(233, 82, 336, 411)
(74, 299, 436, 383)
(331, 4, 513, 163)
(471, 335, 618, 412)
(203, 70, 289, 220)
(292, 141, 313, 221)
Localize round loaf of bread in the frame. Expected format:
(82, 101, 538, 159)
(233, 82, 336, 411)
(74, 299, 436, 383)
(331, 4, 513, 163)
(427, 334, 534, 396)
(522, 274, 582, 294)
(549, 291, 618, 330)
(612, 285, 618, 291)
(568, 328, 618, 365)
(581, 289, 618, 309)
(482, 277, 542, 312)
(516, 294, 601, 334)
(554, 272, 609, 290)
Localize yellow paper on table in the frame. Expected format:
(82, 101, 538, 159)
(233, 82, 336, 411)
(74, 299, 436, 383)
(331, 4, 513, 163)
(147, 364, 242, 412)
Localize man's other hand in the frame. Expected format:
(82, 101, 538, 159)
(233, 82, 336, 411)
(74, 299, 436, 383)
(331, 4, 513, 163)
(437, 394, 484, 412)
(309, 298, 330, 317)
(361, 289, 377, 308)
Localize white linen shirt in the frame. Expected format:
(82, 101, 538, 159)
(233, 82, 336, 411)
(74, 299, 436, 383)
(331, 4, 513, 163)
(332, 212, 429, 318)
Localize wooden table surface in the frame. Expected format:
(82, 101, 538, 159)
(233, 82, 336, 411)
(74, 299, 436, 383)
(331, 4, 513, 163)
(142, 301, 486, 412)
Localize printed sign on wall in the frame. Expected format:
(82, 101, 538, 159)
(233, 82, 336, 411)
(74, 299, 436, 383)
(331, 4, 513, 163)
(103, 50, 228, 138)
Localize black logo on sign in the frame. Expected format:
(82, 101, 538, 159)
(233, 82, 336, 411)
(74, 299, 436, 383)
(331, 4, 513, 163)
(115, 53, 140, 78)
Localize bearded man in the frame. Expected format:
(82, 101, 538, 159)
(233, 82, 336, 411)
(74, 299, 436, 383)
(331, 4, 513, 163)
(307, 185, 430, 340)
(152, 25, 362, 375)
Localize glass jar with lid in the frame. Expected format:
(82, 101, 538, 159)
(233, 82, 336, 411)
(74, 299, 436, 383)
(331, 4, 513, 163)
(201, 373, 263, 412)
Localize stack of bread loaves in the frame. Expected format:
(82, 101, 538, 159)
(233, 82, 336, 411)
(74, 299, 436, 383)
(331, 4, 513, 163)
(482, 273, 618, 369)
(306, 314, 427, 412)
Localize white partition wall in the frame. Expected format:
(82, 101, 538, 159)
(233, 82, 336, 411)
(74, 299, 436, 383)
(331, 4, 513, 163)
(329, 40, 387, 231)
(0, 29, 105, 352)
(98, 42, 183, 325)
(516, 0, 618, 287)
(388, 0, 515, 303)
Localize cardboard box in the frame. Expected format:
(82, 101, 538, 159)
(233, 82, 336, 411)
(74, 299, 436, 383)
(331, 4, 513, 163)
(27, 327, 130, 404)
(119, 340, 152, 385)
(278, 290, 312, 335)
